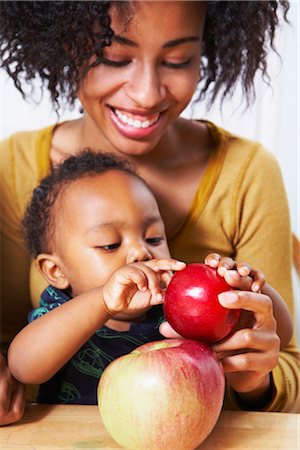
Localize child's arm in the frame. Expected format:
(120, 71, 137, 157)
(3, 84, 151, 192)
(8, 259, 185, 385)
(204, 253, 293, 348)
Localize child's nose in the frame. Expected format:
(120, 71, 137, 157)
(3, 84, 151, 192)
(126, 243, 152, 264)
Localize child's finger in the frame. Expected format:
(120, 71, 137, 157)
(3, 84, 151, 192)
(118, 266, 149, 292)
(132, 263, 164, 301)
(144, 258, 186, 272)
(160, 271, 174, 288)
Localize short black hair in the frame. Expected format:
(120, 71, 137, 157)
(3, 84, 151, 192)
(0, 1, 289, 109)
(22, 150, 141, 258)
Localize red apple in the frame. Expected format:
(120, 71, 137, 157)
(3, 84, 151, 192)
(98, 339, 224, 450)
(164, 263, 240, 342)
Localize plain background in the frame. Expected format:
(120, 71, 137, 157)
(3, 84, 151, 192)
(0, 1, 299, 338)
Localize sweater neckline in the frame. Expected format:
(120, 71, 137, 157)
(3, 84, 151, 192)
(168, 120, 229, 242)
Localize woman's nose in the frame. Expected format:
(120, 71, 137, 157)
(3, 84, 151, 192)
(126, 243, 152, 264)
(125, 64, 166, 109)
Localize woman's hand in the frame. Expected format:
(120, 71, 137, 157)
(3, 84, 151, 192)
(160, 254, 281, 408)
(0, 353, 25, 426)
(160, 288, 279, 407)
(205, 253, 293, 347)
(102, 258, 186, 316)
(212, 289, 279, 402)
(204, 253, 266, 293)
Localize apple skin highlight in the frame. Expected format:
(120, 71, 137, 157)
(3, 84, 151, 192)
(164, 263, 241, 342)
(98, 339, 225, 450)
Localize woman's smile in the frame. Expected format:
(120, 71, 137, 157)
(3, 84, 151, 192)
(108, 105, 166, 139)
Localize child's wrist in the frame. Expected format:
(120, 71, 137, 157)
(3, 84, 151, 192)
(101, 299, 116, 318)
(100, 288, 117, 318)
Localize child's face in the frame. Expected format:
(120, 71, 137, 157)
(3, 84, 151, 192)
(50, 170, 170, 297)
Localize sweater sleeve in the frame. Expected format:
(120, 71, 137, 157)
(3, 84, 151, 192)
(0, 136, 32, 353)
(170, 129, 299, 412)
(0, 128, 52, 352)
(223, 143, 300, 412)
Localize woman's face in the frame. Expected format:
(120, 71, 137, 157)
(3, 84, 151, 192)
(77, 1, 205, 156)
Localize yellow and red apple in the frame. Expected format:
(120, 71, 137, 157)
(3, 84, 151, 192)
(98, 339, 225, 450)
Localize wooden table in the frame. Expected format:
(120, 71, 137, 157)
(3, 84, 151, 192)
(0, 404, 299, 450)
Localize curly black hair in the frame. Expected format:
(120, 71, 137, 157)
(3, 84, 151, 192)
(0, 1, 289, 109)
(22, 150, 141, 258)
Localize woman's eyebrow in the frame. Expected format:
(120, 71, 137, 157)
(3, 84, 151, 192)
(111, 34, 200, 48)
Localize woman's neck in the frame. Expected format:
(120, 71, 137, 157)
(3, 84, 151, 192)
(50, 114, 200, 170)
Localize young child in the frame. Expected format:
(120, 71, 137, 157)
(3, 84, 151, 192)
(7, 151, 292, 405)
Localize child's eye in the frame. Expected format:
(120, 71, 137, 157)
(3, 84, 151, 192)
(146, 237, 164, 246)
(102, 58, 131, 68)
(96, 243, 120, 251)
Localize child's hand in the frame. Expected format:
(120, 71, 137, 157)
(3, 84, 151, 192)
(102, 259, 186, 316)
(204, 253, 266, 293)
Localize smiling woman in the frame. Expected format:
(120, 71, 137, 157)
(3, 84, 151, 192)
(75, 1, 204, 156)
(0, 0, 299, 425)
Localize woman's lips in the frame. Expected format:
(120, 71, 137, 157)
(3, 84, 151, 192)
(108, 106, 163, 139)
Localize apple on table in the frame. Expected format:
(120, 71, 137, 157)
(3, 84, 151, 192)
(98, 339, 225, 450)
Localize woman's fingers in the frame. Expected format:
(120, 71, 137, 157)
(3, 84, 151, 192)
(212, 328, 280, 353)
(159, 321, 182, 339)
(204, 254, 236, 275)
(218, 290, 276, 329)
(204, 254, 265, 292)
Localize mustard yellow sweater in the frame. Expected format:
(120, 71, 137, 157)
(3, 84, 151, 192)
(1, 122, 299, 412)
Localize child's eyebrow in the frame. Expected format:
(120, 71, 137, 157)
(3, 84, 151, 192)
(85, 216, 164, 235)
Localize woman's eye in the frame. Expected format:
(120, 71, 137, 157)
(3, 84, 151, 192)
(97, 243, 120, 251)
(102, 58, 131, 68)
(146, 237, 164, 246)
(163, 58, 192, 69)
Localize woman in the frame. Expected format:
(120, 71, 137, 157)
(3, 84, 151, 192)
(0, 1, 298, 424)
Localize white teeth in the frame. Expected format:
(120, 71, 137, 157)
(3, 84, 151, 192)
(114, 108, 159, 129)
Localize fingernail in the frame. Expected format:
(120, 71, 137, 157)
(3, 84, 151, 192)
(218, 292, 237, 304)
(252, 282, 260, 292)
(209, 258, 219, 266)
(175, 260, 186, 266)
(218, 266, 227, 276)
(156, 293, 163, 301)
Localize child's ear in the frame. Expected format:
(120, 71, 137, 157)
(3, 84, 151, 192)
(36, 254, 70, 290)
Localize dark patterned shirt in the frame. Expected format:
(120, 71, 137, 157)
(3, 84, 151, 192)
(28, 285, 165, 404)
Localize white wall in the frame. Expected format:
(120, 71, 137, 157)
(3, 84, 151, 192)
(0, 2, 299, 334)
